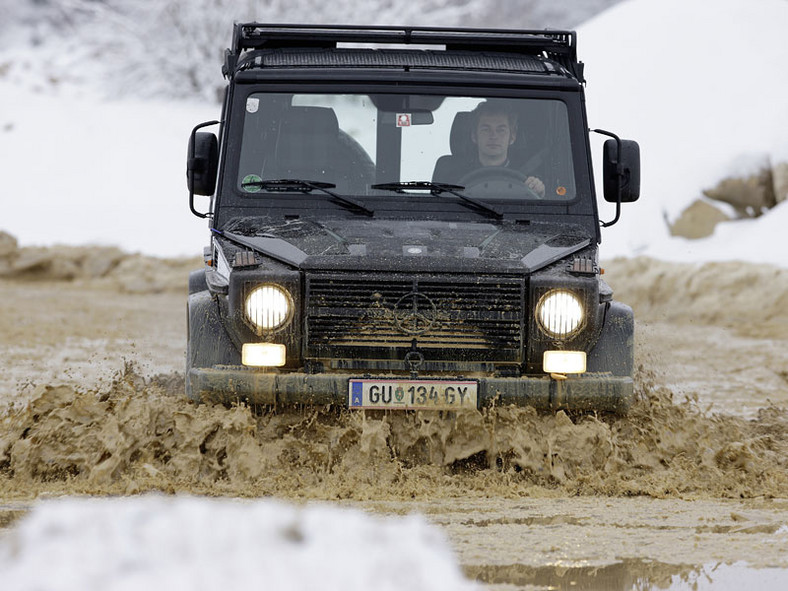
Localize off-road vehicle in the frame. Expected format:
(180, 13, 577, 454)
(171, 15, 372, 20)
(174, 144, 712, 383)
(185, 24, 640, 413)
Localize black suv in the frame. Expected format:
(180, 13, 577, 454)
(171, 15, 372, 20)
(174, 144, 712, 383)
(185, 24, 640, 413)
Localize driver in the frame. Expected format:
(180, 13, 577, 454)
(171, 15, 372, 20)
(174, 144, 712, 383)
(469, 101, 545, 198)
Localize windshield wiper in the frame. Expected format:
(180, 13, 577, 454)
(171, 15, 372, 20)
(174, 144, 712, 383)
(371, 181, 503, 219)
(241, 178, 374, 216)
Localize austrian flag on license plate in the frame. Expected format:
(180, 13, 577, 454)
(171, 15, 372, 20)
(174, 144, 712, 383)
(348, 379, 478, 410)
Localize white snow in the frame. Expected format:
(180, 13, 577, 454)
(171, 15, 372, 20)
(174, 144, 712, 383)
(580, 0, 788, 265)
(0, 78, 215, 257)
(0, 495, 478, 591)
(2, 0, 787, 265)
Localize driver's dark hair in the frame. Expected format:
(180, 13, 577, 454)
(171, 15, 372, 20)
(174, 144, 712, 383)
(471, 100, 518, 135)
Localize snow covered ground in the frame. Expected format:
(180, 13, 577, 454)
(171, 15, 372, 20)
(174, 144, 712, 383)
(581, 0, 788, 266)
(1, 0, 786, 265)
(0, 496, 477, 591)
(0, 81, 215, 257)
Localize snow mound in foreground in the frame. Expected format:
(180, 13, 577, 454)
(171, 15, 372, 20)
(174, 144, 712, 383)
(0, 496, 477, 591)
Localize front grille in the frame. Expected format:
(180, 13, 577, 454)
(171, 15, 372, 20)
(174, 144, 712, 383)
(306, 274, 524, 363)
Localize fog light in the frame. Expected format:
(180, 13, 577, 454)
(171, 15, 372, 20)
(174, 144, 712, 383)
(543, 350, 586, 374)
(242, 343, 286, 367)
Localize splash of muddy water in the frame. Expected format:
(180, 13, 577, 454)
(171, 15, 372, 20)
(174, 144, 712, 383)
(2, 243, 788, 588)
(1, 364, 786, 501)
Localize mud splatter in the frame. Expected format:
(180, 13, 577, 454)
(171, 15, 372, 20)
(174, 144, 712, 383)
(3, 238, 788, 586)
(1, 364, 786, 501)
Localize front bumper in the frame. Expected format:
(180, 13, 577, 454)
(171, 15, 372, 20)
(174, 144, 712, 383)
(187, 367, 634, 413)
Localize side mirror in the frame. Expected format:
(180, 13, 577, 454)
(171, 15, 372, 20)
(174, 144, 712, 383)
(187, 131, 219, 196)
(603, 139, 640, 203)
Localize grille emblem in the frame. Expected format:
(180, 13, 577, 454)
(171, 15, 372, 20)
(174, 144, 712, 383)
(393, 292, 437, 335)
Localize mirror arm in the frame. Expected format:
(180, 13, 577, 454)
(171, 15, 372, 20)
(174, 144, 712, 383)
(591, 128, 622, 228)
(189, 120, 220, 219)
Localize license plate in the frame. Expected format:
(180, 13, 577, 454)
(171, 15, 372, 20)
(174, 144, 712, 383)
(348, 379, 478, 410)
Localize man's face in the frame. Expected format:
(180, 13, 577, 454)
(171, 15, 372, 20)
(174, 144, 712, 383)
(474, 113, 515, 165)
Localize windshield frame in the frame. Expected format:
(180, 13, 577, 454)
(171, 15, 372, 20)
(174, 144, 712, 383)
(215, 81, 596, 226)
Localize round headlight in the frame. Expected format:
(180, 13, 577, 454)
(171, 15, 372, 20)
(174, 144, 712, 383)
(245, 285, 291, 330)
(536, 290, 584, 338)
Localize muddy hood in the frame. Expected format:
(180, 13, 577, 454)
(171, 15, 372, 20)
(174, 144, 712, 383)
(221, 218, 593, 274)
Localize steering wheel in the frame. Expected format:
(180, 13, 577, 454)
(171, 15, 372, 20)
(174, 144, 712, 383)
(458, 167, 543, 200)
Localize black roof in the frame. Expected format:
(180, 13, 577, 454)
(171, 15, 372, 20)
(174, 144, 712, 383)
(224, 23, 584, 83)
(236, 49, 572, 78)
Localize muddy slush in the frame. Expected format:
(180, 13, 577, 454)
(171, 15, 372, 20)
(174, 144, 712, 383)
(1, 251, 787, 588)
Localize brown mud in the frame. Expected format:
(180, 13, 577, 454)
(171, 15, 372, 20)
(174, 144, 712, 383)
(0, 363, 786, 501)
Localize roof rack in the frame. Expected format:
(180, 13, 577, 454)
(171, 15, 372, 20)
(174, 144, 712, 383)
(223, 23, 584, 83)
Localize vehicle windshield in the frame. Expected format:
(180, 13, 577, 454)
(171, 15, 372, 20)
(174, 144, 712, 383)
(236, 92, 577, 202)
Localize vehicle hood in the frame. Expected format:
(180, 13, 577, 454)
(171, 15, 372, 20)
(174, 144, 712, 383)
(220, 217, 593, 274)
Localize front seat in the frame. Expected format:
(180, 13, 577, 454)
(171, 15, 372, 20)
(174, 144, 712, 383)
(431, 111, 475, 184)
(266, 106, 340, 182)
(265, 106, 373, 193)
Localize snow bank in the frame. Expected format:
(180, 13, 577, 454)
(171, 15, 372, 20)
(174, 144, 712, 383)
(0, 80, 214, 257)
(579, 0, 788, 264)
(0, 496, 477, 591)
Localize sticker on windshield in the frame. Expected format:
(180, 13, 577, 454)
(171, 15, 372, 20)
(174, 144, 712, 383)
(246, 98, 259, 113)
(241, 174, 262, 193)
(396, 113, 411, 127)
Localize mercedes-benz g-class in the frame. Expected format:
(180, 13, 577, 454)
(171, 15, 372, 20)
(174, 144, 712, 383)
(185, 24, 640, 413)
